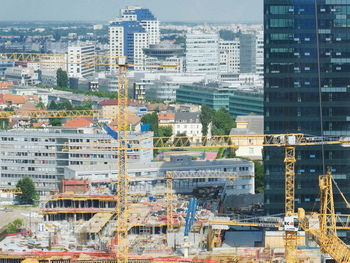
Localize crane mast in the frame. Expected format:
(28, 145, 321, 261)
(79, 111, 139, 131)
(116, 58, 129, 263)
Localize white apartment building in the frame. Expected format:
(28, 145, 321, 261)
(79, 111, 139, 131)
(40, 54, 67, 74)
(109, 7, 159, 71)
(120, 6, 160, 45)
(133, 31, 149, 68)
(186, 31, 219, 75)
(68, 43, 95, 79)
(173, 112, 203, 143)
(219, 39, 240, 73)
(139, 20, 160, 45)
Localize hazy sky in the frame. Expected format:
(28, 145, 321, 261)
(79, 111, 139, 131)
(0, 0, 262, 23)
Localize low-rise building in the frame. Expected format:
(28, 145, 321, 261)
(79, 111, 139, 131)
(230, 115, 263, 160)
(0, 127, 153, 196)
(64, 155, 255, 195)
(158, 112, 175, 126)
(174, 112, 202, 139)
(176, 82, 234, 111)
(228, 88, 263, 118)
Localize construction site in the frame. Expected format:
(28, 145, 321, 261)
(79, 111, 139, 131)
(0, 53, 350, 263)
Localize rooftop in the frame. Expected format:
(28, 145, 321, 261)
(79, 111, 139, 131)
(230, 115, 264, 135)
(175, 112, 201, 123)
(63, 117, 93, 128)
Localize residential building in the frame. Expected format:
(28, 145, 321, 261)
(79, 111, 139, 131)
(176, 82, 234, 111)
(109, 21, 148, 70)
(185, 31, 219, 75)
(0, 127, 153, 195)
(230, 115, 263, 160)
(264, 0, 350, 214)
(120, 6, 160, 45)
(67, 43, 95, 79)
(0, 94, 26, 109)
(174, 112, 202, 141)
(158, 112, 175, 126)
(228, 88, 263, 118)
(109, 7, 159, 69)
(219, 39, 240, 73)
(65, 156, 255, 195)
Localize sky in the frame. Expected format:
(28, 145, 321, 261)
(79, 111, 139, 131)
(0, 0, 262, 23)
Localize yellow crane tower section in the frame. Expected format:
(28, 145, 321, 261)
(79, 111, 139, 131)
(298, 170, 350, 263)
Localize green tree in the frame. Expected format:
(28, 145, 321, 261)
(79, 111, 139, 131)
(49, 118, 62, 126)
(56, 68, 68, 88)
(158, 125, 172, 137)
(74, 100, 93, 110)
(254, 161, 264, 193)
(7, 219, 23, 233)
(158, 125, 173, 144)
(141, 112, 159, 136)
(212, 108, 235, 135)
(0, 119, 8, 130)
(48, 100, 58, 110)
(16, 177, 39, 204)
(216, 147, 225, 159)
(57, 100, 73, 110)
(200, 105, 215, 136)
(36, 98, 45, 109)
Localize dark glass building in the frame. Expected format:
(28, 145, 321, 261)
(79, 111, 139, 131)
(264, 0, 350, 216)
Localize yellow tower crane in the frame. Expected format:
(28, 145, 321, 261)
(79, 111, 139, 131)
(298, 170, 350, 262)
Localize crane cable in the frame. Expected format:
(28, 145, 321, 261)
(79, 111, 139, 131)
(331, 177, 350, 209)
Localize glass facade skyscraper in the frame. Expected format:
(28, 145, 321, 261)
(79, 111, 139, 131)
(264, 0, 350, 215)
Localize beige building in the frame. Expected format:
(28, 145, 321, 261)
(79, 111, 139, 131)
(230, 115, 263, 160)
(40, 54, 67, 73)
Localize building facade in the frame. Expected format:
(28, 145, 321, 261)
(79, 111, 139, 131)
(176, 83, 234, 111)
(219, 39, 240, 73)
(68, 43, 95, 79)
(65, 156, 255, 195)
(186, 31, 219, 74)
(0, 127, 153, 195)
(109, 7, 159, 69)
(240, 33, 257, 73)
(229, 89, 263, 118)
(264, 0, 350, 214)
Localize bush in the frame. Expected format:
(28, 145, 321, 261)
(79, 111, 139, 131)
(7, 219, 23, 233)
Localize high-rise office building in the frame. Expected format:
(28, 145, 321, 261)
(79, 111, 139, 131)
(240, 33, 257, 73)
(264, 0, 350, 215)
(239, 31, 264, 75)
(109, 6, 159, 69)
(186, 31, 219, 74)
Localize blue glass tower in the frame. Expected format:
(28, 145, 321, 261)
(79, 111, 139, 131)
(264, 0, 350, 217)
